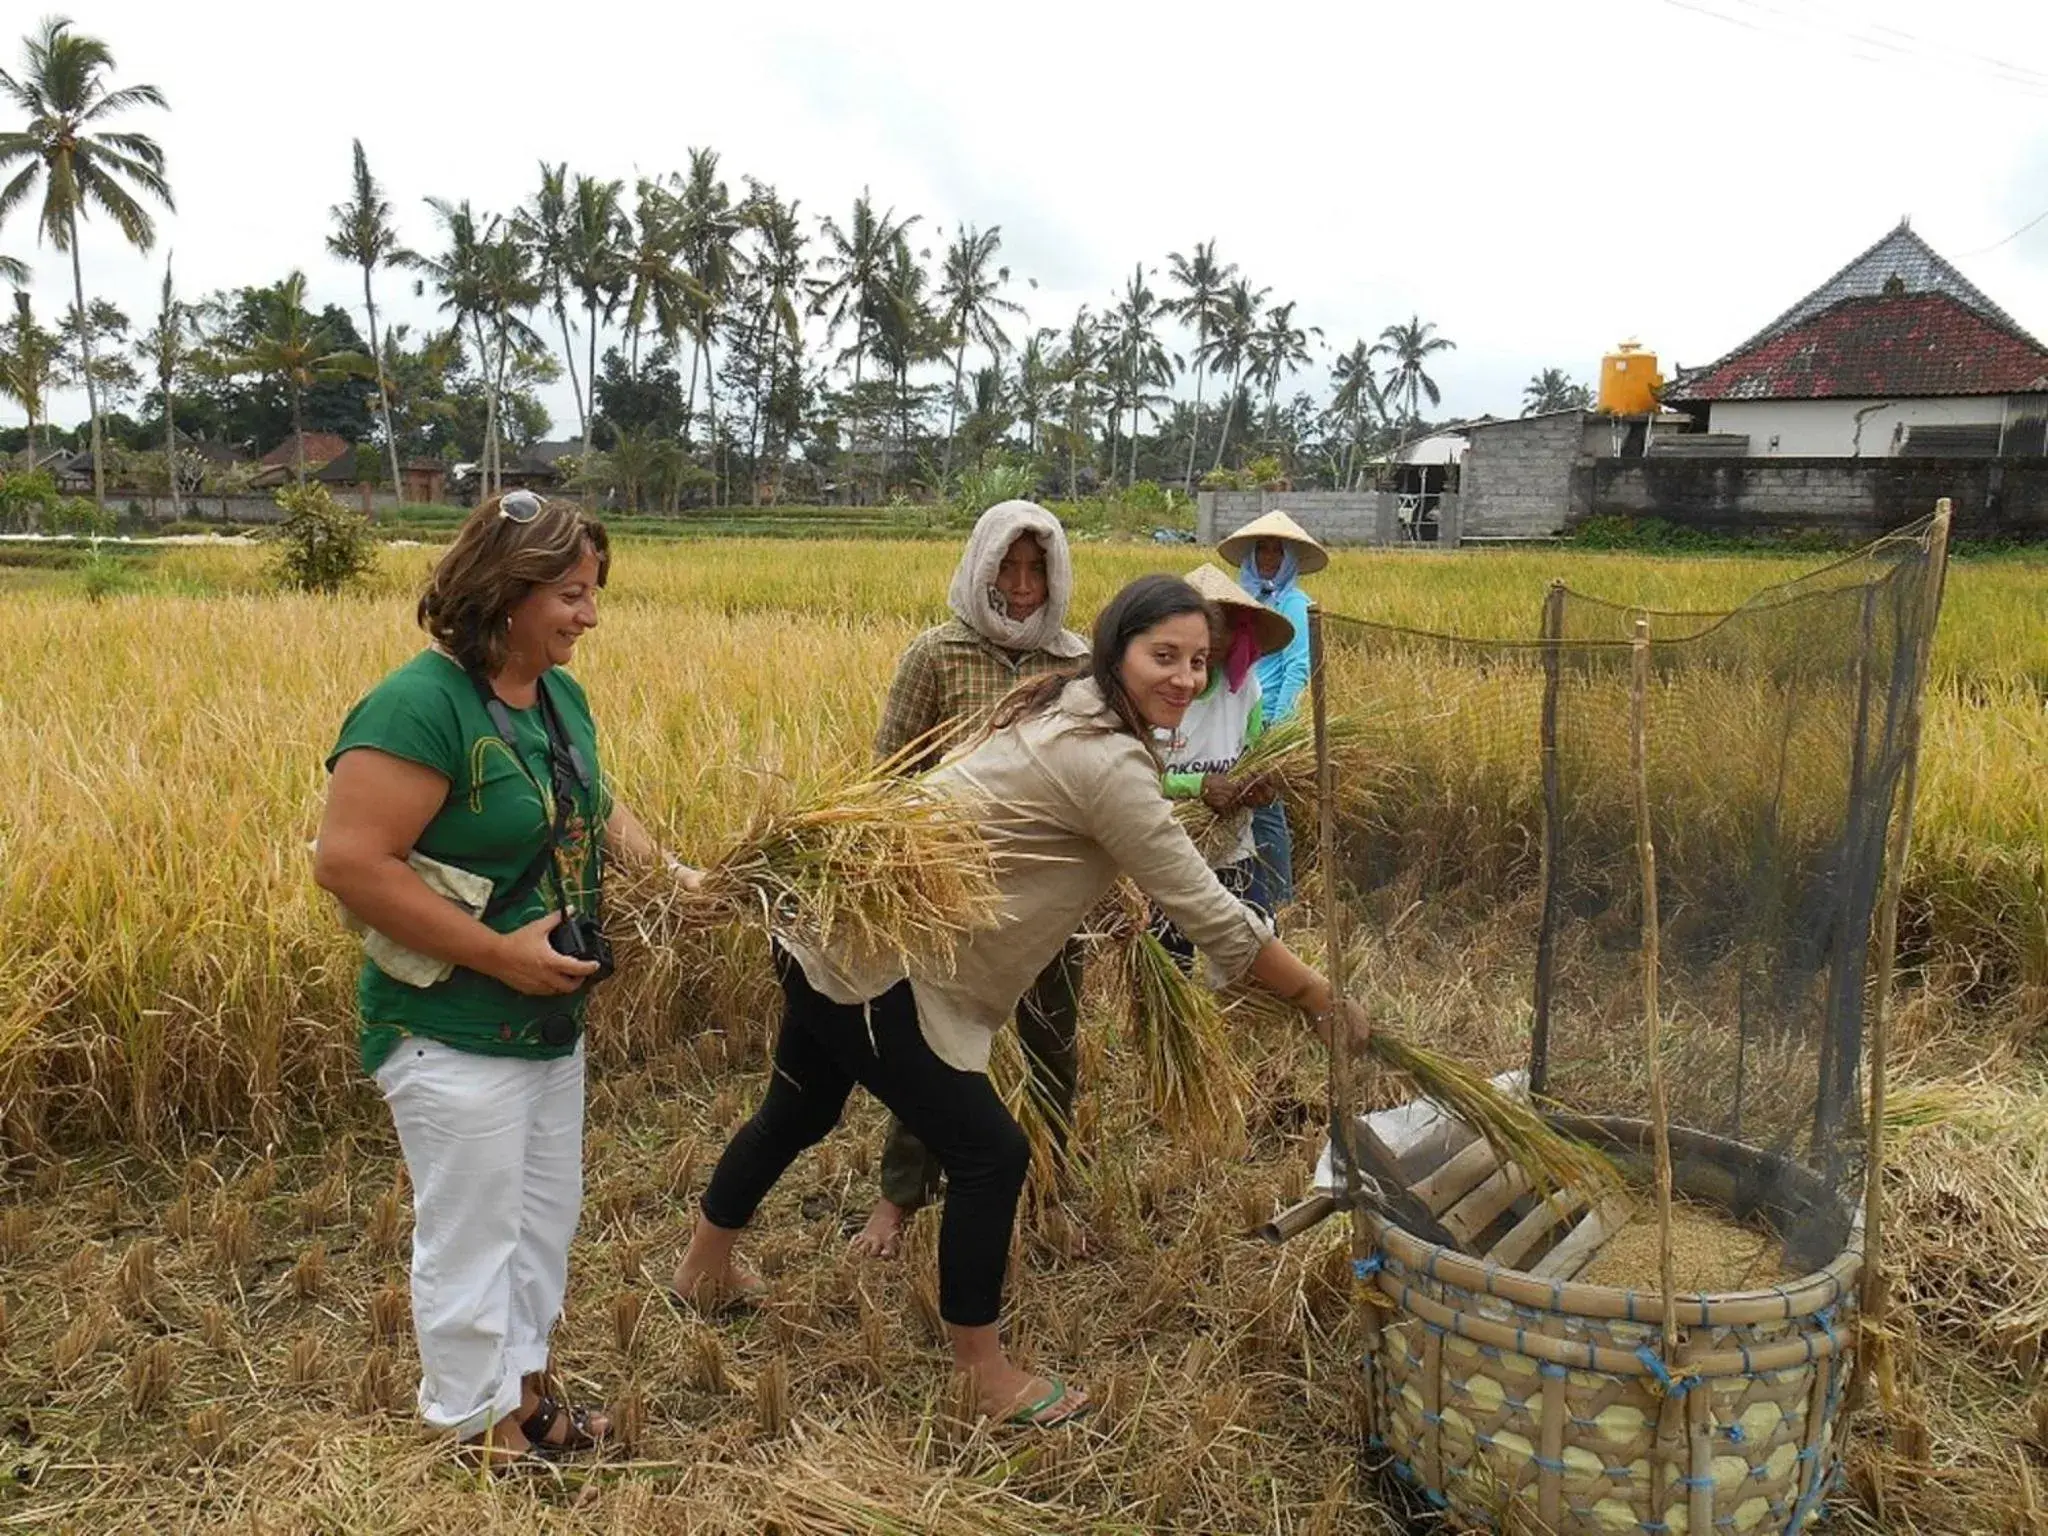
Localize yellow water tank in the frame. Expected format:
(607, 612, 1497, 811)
(1598, 340, 1663, 416)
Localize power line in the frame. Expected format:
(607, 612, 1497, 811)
(1958, 206, 2048, 258)
(1660, 0, 2048, 98)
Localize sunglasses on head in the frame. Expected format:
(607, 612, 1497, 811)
(498, 489, 547, 524)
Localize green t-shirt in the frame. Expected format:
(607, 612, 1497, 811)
(326, 649, 611, 1073)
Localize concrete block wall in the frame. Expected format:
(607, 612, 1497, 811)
(1460, 413, 1584, 538)
(1197, 490, 1459, 548)
(1579, 456, 2048, 540)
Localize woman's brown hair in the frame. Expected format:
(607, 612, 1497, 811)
(988, 573, 1213, 740)
(417, 493, 611, 674)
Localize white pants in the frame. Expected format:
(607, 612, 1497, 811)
(376, 1037, 586, 1437)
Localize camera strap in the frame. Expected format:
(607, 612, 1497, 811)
(468, 670, 598, 923)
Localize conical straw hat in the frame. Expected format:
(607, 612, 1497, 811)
(1183, 562, 1295, 657)
(1216, 508, 1329, 575)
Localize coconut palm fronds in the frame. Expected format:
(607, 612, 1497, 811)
(612, 765, 1001, 975)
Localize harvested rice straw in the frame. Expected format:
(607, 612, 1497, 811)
(1367, 1032, 1620, 1201)
(611, 762, 1002, 976)
(1118, 931, 1248, 1146)
(1172, 712, 1381, 850)
(1220, 983, 1621, 1202)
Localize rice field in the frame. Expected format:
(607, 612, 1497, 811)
(1, 536, 2044, 1532)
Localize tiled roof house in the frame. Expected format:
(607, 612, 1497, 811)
(1665, 222, 2048, 457)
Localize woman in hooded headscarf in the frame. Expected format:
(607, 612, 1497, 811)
(1216, 510, 1328, 916)
(850, 501, 1090, 1261)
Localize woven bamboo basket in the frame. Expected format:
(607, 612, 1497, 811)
(1354, 1116, 1861, 1534)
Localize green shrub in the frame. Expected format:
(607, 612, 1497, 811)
(950, 461, 1040, 517)
(267, 484, 377, 594)
(0, 469, 60, 532)
(78, 548, 134, 603)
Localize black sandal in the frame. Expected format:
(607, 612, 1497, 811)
(519, 1393, 610, 1459)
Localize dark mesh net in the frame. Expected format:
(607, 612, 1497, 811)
(1315, 517, 1945, 1264)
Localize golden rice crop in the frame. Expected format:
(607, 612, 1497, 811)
(0, 535, 2041, 1533)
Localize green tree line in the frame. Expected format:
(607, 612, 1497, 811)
(0, 17, 1596, 511)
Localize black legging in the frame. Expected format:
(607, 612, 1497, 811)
(700, 948, 1030, 1328)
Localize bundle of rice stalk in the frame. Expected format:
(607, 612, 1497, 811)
(1119, 930, 1247, 1145)
(1363, 1032, 1620, 1200)
(1220, 980, 1620, 1202)
(613, 764, 1001, 975)
(1173, 712, 1381, 848)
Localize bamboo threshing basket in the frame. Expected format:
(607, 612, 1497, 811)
(1354, 1118, 1861, 1534)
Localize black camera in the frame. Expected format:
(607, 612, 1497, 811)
(548, 910, 616, 988)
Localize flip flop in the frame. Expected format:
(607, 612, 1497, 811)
(1004, 1377, 1093, 1429)
(519, 1394, 610, 1460)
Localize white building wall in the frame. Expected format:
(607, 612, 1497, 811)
(1706, 396, 2007, 457)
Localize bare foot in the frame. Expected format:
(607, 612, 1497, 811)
(670, 1254, 764, 1311)
(457, 1416, 536, 1469)
(966, 1364, 1092, 1427)
(848, 1197, 911, 1260)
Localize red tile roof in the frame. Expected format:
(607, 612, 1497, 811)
(258, 432, 350, 470)
(1667, 292, 2048, 403)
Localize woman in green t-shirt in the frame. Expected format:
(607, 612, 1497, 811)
(315, 491, 697, 1466)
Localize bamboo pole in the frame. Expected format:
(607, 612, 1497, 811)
(1632, 613, 1682, 1509)
(1530, 579, 1566, 1095)
(1310, 603, 1359, 1248)
(1310, 602, 1384, 1447)
(1259, 1194, 1338, 1246)
(1848, 500, 1953, 1412)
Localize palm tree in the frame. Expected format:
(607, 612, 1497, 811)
(135, 257, 189, 515)
(512, 161, 587, 448)
(402, 198, 491, 465)
(1201, 278, 1267, 472)
(675, 148, 743, 503)
(619, 178, 698, 383)
(0, 288, 56, 460)
(327, 140, 405, 498)
(404, 200, 540, 495)
(0, 251, 23, 286)
(935, 223, 1023, 484)
(562, 173, 626, 461)
(1328, 338, 1387, 488)
(375, 321, 460, 457)
(0, 17, 172, 508)
(870, 233, 935, 495)
(737, 181, 806, 504)
(1165, 240, 1234, 492)
(1054, 306, 1099, 498)
(1107, 264, 1174, 487)
(812, 189, 919, 391)
(223, 270, 372, 485)
(1523, 367, 1593, 416)
(475, 228, 543, 495)
(1249, 300, 1316, 426)
(1372, 314, 1456, 427)
(1013, 328, 1056, 457)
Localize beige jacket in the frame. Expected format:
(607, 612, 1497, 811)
(786, 678, 1273, 1073)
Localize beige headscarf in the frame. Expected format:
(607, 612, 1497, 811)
(946, 500, 1087, 659)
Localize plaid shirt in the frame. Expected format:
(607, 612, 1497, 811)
(875, 619, 1086, 773)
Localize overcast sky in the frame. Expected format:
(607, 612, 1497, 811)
(7, 0, 2048, 437)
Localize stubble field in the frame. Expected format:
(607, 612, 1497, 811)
(0, 536, 2042, 1533)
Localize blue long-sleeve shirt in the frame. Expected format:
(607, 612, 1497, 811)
(1254, 584, 1312, 723)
